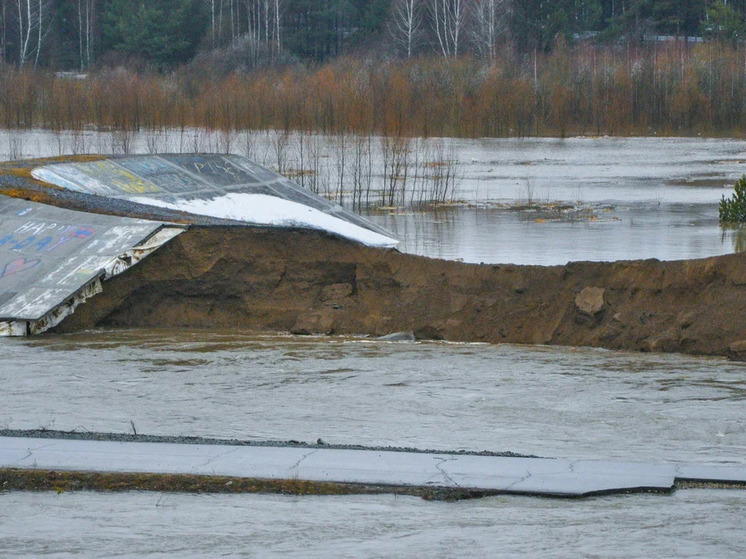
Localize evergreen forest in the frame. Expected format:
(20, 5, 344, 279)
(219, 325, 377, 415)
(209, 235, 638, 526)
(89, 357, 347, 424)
(3, 1, 746, 138)
(1, 1, 745, 70)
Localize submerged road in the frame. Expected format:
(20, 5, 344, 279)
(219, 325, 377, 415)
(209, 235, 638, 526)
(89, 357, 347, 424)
(1, 436, 745, 498)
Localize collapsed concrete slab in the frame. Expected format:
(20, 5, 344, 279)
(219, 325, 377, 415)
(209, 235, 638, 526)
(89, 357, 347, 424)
(31, 154, 397, 248)
(1, 436, 744, 498)
(0, 196, 183, 336)
(0, 154, 398, 336)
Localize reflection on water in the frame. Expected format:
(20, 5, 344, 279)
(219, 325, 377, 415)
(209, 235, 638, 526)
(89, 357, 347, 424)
(3, 329, 745, 464)
(370, 203, 735, 264)
(723, 224, 746, 254)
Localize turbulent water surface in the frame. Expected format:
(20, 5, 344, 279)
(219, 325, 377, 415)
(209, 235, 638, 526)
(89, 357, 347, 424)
(3, 330, 746, 464)
(2, 330, 746, 557)
(2, 490, 745, 559)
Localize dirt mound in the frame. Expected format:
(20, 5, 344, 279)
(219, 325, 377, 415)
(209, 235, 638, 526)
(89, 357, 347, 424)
(54, 226, 746, 357)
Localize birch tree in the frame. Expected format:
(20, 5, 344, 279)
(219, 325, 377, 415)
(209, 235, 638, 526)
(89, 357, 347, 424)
(242, 0, 282, 64)
(74, 0, 95, 70)
(428, 0, 468, 58)
(15, 0, 53, 67)
(472, 0, 508, 58)
(1, 0, 7, 64)
(390, 0, 423, 58)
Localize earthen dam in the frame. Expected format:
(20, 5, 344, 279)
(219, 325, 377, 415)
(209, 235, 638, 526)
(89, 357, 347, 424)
(2, 154, 746, 359)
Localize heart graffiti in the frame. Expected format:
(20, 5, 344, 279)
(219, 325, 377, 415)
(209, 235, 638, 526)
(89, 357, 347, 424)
(1, 257, 41, 279)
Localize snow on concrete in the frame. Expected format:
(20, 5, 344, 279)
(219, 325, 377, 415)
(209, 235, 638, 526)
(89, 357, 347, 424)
(131, 192, 398, 248)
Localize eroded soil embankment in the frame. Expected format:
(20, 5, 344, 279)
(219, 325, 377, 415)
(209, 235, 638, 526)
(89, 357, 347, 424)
(55, 226, 746, 356)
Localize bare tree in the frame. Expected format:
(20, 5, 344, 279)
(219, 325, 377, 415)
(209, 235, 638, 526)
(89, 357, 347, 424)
(390, 0, 422, 58)
(74, 0, 95, 71)
(241, 0, 282, 64)
(210, 0, 215, 49)
(14, 0, 52, 67)
(0, 0, 8, 65)
(471, 0, 508, 59)
(16, 0, 31, 66)
(428, 0, 468, 58)
(1, 0, 7, 64)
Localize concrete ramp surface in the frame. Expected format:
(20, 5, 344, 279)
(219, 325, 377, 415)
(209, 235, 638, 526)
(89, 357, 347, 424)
(1, 436, 745, 498)
(0, 197, 182, 336)
(32, 154, 398, 247)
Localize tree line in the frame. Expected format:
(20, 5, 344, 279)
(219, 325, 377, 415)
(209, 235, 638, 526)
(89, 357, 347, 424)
(2, 41, 746, 138)
(1, 1, 746, 71)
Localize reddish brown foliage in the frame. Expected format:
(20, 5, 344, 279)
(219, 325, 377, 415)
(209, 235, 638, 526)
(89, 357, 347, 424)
(2, 43, 746, 137)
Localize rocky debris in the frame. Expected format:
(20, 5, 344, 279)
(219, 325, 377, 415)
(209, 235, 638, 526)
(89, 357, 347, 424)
(377, 331, 417, 342)
(574, 287, 606, 325)
(727, 340, 746, 361)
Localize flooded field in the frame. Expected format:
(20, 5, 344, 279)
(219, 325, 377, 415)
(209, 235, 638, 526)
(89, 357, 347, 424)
(2, 133, 746, 557)
(368, 137, 746, 264)
(2, 130, 745, 263)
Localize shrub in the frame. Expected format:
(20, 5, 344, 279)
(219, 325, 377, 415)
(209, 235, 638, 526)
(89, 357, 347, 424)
(720, 175, 746, 222)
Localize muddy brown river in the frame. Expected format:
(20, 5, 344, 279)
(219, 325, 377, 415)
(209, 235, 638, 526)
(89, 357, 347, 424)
(1, 329, 745, 557)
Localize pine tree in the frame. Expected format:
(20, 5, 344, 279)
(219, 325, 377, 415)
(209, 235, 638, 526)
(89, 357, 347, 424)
(102, 0, 208, 67)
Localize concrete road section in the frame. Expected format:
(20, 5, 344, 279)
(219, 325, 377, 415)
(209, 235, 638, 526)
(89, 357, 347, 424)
(1, 436, 744, 498)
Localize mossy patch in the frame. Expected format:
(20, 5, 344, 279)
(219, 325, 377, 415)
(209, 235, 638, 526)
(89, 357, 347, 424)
(0, 468, 496, 501)
(0, 155, 106, 205)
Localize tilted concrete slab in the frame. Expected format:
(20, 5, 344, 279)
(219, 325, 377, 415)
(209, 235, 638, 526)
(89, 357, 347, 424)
(1, 437, 744, 497)
(31, 154, 398, 247)
(0, 197, 183, 335)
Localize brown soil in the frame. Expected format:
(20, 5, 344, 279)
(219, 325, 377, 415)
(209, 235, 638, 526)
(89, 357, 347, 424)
(53, 225, 746, 357)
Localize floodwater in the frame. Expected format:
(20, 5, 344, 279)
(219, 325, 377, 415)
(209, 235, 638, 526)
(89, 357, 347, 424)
(2, 132, 746, 556)
(2, 130, 745, 263)
(3, 330, 746, 464)
(367, 137, 746, 264)
(2, 330, 746, 557)
(2, 490, 745, 558)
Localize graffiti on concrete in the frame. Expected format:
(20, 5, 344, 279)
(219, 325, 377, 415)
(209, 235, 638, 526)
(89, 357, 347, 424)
(115, 156, 198, 194)
(0, 196, 171, 322)
(31, 154, 397, 244)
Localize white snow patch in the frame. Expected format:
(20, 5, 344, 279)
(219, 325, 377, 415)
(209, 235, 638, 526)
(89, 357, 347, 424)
(131, 193, 398, 248)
